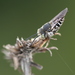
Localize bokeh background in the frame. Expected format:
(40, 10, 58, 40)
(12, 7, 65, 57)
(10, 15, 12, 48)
(0, 0, 75, 75)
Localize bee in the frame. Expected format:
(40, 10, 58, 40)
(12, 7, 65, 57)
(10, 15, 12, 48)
(37, 8, 68, 39)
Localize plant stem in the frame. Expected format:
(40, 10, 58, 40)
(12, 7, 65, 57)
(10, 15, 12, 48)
(21, 54, 31, 75)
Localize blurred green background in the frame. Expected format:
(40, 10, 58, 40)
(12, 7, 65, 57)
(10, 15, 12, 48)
(0, 0, 75, 75)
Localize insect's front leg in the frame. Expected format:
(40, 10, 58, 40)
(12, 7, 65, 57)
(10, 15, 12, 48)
(50, 38, 57, 40)
(54, 32, 61, 36)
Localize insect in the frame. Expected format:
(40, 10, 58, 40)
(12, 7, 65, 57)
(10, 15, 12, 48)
(37, 8, 68, 39)
(3, 8, 68, 75)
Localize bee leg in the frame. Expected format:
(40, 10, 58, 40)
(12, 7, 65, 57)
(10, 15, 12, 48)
(55, 32, 61, 36)
(44, 40, 50, 48)
(50, 38, 57, 40)
(30, 62, 43, 70)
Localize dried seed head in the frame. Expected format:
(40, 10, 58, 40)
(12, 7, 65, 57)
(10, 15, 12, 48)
(3, 36, 58, 71)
